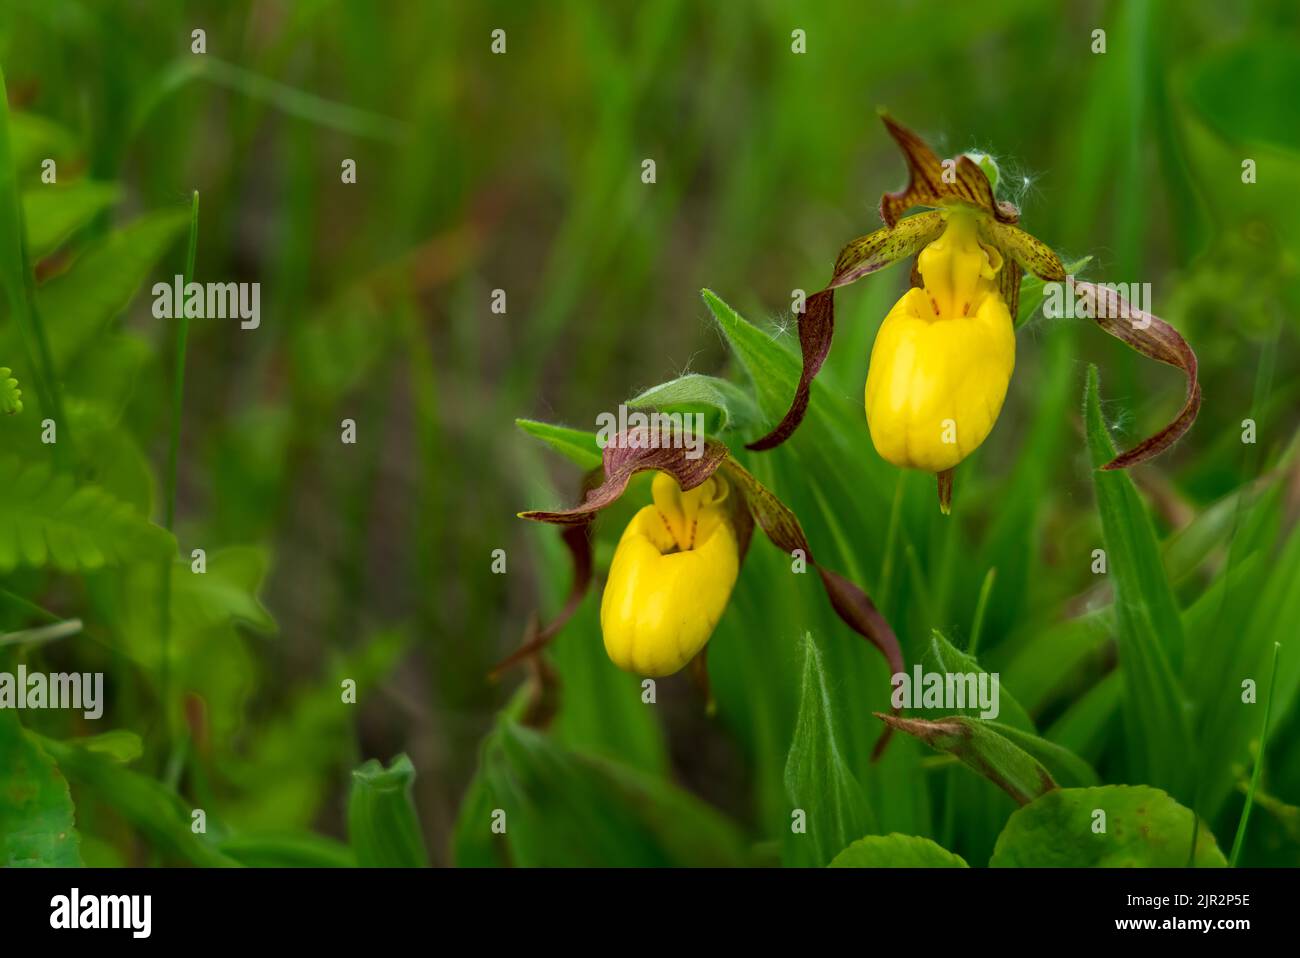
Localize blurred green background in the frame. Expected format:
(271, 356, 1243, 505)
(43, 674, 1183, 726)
(1, 0, 1298, 867)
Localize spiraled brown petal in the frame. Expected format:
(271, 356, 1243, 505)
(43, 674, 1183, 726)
(1070, 280, 1201, 470)
(721, 457, 905, 758)
(745, 289, 834, 452)
(490, 523, 593, 678)
(747, 214, 945, 452)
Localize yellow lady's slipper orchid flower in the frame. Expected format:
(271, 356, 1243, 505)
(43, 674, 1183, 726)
(864, 212, 1015, 473)
(508, 426, 906, 750)
(752, 114, 1200, 513)
(600, 471, 740, 676)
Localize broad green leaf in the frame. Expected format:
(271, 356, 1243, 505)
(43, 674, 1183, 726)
(830, 833, 968, 868)
(34, 734, 236, 867)
(700, 288, 895, 525)
(23, 182, 121, 259)
(515, 418, 602, 471)
(627, 373, 762, 433)
(986, 721, 1099, 788)
(926, 629, 1033, 731)
(170, 546, 276, 634)
(0, 455, 174, 573)
(0, 711, 82, 866)
(881, 714, 1056, 806)
(348, 754, 429, 868)
(469, 719, 747, 867)
(39, 209, 189, 368)
(452, 751, 504, 867)
(784, 632, 874, 866)
(990, 785, 1226, 867)
(100, 546, 275, 662)
(1084, 366, 1194, 799)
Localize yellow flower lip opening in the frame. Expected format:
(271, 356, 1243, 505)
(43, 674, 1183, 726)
(600, 472, 740, 677)
(865, 211, 1016, 475)
(915, 212, 1004, 321)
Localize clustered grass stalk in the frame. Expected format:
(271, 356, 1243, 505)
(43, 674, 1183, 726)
(1229, 642, 1281, 867)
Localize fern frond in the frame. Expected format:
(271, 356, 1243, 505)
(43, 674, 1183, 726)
(0, 367, 20, 415)
(0, 456, 173, 572)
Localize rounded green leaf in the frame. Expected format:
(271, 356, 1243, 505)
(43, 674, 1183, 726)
(990, 785, 1227, 867)
(830, 834, 968, 868)
(0, 714, 82, 867)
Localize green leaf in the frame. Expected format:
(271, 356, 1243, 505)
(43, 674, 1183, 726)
(348, 754, 429, 867)
(830, 833, 968, 868)
(990, 785, 1226, 867)
(515, 418, 602, 471)
(466, 719, 747, 867)
(985, 721, 1100, 788)
(700, 288, 894, 508)
(23, 181, 122, 259)
(170, 546, 276, 634)
(71, 730, 143, 764)
(0, 711, 82, 866)
(1084, 366, 1194, 798)
(784, 632, 874, 866)
(34, 734, 236, 866)
(0, 455, 175, 573)
(628, 373, 763, 433)
(926, 629, 1033, 731)
(6, 112, 75, 176)
(217, 831, 356, 868)
(39, 209, 189, 368)
(880, 714, 1056, 806)
(1015, 255, 1091, 328)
